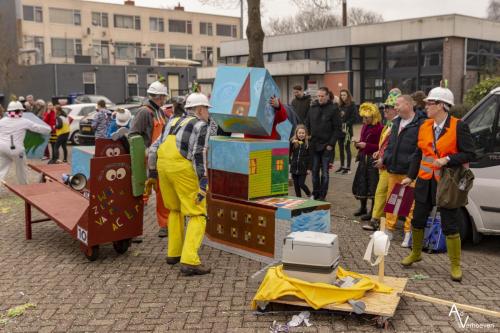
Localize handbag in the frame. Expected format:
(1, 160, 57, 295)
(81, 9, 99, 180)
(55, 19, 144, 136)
(436, 165, 474, 209)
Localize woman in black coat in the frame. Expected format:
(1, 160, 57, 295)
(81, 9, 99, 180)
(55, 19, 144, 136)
(336, 89, 356, 174)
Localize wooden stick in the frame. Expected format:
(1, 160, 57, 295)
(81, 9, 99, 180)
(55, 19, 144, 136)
(401, 291, 500, 318)
(378, 217, 386, 283)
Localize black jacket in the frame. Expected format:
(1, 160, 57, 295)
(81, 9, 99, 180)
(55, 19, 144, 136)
(291, 94, 311, 124)
(383, 113, 426, 174)
(290, 140, 312, 175)
(408, 116, 476, 204)
(306, 100, 342, 152)
(339, 103, 356, 138)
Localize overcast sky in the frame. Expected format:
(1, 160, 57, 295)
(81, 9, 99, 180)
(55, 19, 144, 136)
(93, 0, 492, 26)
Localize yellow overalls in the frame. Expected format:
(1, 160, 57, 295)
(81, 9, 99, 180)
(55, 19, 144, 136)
(157, 117, 207, 266)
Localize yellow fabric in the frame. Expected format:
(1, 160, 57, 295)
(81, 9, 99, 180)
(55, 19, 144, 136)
(359, 103, 381, 125)
(252, 265, 393, 310)
(158, 134, 207, 265)
(385, 173, 415, 233)
(56, 117, 70, 136)
(372, 169, 389, 219)
(379, 124, 392, 148)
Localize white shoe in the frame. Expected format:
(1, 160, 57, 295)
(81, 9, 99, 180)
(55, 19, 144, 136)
(384, 230, 394, 241)
(401, 232, 411, 248)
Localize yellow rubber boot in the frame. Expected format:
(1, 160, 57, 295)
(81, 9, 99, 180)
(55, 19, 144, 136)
(401, 228, 424, 267)
(446, 233, 462, 282)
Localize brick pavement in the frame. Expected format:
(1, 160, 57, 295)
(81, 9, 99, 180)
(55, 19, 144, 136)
(0, 157, 499, 333)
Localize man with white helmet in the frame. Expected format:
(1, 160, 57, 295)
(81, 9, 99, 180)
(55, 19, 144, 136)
(0, 101, 51, 184)
(148, 92, 212, 276)
(400, 85, 476, 282)
(129, 80, 170, 240)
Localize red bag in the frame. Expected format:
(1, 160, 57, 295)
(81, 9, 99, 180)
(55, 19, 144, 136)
(384, 183, 414, 217)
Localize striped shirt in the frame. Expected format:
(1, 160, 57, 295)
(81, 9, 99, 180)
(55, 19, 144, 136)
(148, 115, 209, 181)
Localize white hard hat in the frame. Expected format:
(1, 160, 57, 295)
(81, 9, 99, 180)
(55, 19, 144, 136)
(147, 81, 169, 96)
(7, 101, 25, 111)
(185, 93, 212, 108)
(115, 109, 132, 126)
(425, 87, 454, 106)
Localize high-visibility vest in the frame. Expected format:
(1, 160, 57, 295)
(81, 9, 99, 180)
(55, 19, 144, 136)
(417, 116, 459, 181)
(56, 116, 70, 136)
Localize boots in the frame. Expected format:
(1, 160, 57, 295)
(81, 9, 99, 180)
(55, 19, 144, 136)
(354, 199, 367, 217)
(361, 200, 373, 221)
(446, 233, 462, 282)
(401, 228, 424, 267)
(180, 263, 211, 276)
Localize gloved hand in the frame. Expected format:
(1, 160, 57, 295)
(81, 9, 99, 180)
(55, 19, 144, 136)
(195, 177, 208, 205)
(143, 177, 157, 204)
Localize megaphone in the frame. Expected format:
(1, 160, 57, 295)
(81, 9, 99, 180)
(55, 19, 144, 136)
(62, 173, 87, 191)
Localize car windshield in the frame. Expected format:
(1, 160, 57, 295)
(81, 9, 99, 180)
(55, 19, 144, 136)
(88, 96, 113, 105)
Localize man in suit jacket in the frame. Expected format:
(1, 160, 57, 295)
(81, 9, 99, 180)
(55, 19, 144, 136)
(400, 86, 476, 282)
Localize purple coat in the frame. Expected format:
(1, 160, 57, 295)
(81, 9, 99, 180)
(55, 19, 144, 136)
(358, 123, 383, 156)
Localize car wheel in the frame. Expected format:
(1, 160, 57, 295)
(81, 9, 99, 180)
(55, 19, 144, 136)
(457, 208, 471, 243)
(72, 131, 80, 145)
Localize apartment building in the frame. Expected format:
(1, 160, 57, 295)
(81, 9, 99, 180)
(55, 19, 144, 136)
(20, 0, 240, 66)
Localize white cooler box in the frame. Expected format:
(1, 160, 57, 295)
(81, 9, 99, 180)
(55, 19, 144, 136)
(282, 231, 340, 284)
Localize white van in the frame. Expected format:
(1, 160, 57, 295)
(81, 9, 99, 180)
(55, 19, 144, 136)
(460, 87, 500, 243)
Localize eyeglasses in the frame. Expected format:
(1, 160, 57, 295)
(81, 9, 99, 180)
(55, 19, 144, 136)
(425, 101, 439, 106)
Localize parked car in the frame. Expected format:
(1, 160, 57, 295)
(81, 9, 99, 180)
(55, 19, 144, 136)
(460, 86, 500, 243)
(61, 103, 97, 145)
(74, 95, 114, 107)
(77, 104, 143, 145)
(125, 96, 147, 105)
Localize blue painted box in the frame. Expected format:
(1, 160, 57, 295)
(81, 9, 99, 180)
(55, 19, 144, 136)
(71, 146, 95, 180)
(210, 66, 280, 136)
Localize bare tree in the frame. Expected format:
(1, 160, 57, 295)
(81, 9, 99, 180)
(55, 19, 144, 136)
(267, 7, 382, 35)
(487, 0, 500, 21)
(199, 0, 265, 67)
(0, 12, 22, 102)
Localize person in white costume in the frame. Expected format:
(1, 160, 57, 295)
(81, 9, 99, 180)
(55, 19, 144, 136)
(0, 101, 51, 184)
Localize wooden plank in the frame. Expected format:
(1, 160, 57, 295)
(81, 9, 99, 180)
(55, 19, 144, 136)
(271, 275, 407, 317)
(28, 163, 70, 183)
(401, 291, 500, 319)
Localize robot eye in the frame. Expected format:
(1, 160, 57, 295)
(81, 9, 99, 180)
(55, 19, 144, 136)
(105, 148, 114, 157)
(116, 168, 126, 179)
(113, 147, 121, 156)
(105, 169, 117, 181)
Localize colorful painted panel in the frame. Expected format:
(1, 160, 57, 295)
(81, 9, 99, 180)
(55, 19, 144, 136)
(23, 113, 51, 159)
(248, 150, 271, 198)
(270, 149, 289, 196)
(210, 66, 280, 135)
(209, 169, 249, 199)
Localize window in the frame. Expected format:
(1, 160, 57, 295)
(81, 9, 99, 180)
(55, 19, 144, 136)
(150, 43, 165, 59)
(23, 6, 43, 22)
(200, 22, 213, 35)
(147, 74, 158, 85)
(49, 8, 81, 25)
(275, 159, 284, 171)
(169, 19, 192, 33)
(114, 15, 141, 30)
(127, 74, 139, 97)
(92, 40, 109, 64)
(385, 42, 418, 69)
(269, 53, 287, 62)
(467, 39, 500, 71)
(115, 42, 141, 60)
(200, 46, 213, 66)
(216, 24, 237, 37)
(250, 158, 257, 174)
(308, 48, 326, 61)
(466, 96, 499, 157)
(150, 17, 164, 32)
(51, 38, 81, 58)
(92, 12, 108, 27)
(170, 45, 192, 59)
(23, 36, 44, 64)
(327, 47, 346, 71)
(288, 50, 306, 60)
(83, 72, 96, 95)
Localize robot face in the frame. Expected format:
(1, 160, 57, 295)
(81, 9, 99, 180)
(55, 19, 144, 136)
(94, 138, 126, 157)
(98, 162, 130, 186)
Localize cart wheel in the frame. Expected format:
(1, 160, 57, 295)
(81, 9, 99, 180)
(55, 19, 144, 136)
(113, 239, 131, 254)
(375, 316, 390, 329)
(84, 245, 99, 261)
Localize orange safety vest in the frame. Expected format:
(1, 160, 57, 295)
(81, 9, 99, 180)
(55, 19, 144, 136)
(417, 116, 459, 181)
(144, 105, 166, 143)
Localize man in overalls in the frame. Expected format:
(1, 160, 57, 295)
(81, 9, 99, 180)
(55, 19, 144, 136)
(148, 93, 211, 276)
(129, 80, 170, 241)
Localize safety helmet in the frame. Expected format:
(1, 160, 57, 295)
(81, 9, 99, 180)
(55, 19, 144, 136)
(185, 93, 212, 108)
(147, 81, 169, 96)
(425, 87, 454, 106)
(7, 101, 25, 111)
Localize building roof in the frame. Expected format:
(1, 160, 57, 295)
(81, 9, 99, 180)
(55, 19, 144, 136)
(221, 14, 500, 56)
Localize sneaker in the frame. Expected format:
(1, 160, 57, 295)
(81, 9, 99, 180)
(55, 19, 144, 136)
(166, 256, 180, 265)
(62, 159, 68, 163)
(41, 156, 49, 161)
(401, 232, 411, 248)
(342, 168, 351, 175)
(180, 264, 211, 276)
(335, 167, 344, 174)
(384, 230, 394, 241)
(362, 219, 379, 231)
(158, 227, 167, 238)
(309, 195, 314, 200)
(361, 214, 372, 221)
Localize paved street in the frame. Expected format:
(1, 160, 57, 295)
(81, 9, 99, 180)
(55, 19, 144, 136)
(0, 156, 499, 333)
